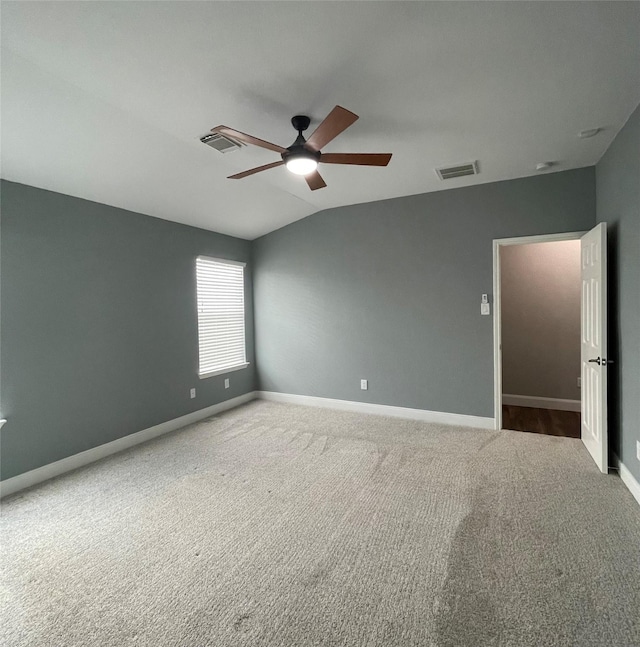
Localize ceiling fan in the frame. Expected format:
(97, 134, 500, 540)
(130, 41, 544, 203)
(210, 106, 392, 191)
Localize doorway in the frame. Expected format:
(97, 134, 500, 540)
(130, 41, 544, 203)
(493, 231, 585, 437)
(493, 225, 609, 472)
(500, 238, 582, 437)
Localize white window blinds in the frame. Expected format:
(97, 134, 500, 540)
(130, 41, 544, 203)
(196, 256, 248, 378)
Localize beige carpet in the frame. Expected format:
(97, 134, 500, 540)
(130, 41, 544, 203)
(1, 400, 639, 646)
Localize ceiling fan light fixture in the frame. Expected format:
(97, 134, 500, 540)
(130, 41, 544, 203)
(215, 106, 391, 190)
(284, 154, 318, 176)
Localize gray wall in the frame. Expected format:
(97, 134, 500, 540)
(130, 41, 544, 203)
(0, 181, 256, 480)
(253, 168, 596, 418)
(596, 103, 640, 482)
(501, 240, 581, 401)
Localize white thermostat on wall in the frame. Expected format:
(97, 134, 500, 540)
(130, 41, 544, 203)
(481, 294, 490, 315)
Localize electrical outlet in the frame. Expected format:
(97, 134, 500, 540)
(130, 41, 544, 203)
(224, 378, 230, 389)
(577, 377, 581, 388)
(636, 440, 640, 462)
(360, 379, 368, 390)
(190, 388, 196, 399)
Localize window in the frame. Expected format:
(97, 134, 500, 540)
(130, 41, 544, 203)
(196, 256, 248, 379)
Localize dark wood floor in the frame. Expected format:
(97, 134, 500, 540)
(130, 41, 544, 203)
(502, 405, 581, 438)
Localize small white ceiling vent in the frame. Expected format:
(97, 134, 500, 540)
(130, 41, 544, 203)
(200, 132, 243, 153)
(435, 161, 479, 180)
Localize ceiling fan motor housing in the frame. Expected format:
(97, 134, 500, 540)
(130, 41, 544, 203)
(283, 115, 319, 164)
(281, 145, 320, 164)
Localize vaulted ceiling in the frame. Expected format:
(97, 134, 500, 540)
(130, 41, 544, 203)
(2, 2, 639, 239)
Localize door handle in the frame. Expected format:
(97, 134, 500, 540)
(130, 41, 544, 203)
(588, 357, 613, 366)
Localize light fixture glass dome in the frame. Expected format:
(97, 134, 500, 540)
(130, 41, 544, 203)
(285, 155, 318, 176)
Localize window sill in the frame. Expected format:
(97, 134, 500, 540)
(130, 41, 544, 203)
(198, 362, 250, 380)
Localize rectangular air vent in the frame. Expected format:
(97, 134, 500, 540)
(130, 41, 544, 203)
(200, 132, 243, 153)
(435, 161, 479, 180)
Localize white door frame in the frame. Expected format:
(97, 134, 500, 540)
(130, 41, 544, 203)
(493, 231, 587, 431)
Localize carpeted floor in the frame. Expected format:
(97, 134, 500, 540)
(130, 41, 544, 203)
(1, 400, 639, 647)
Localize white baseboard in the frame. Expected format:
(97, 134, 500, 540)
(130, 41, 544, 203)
(257, 391, 495, 430)
(0, 391, 257, 499)
(612, 454, 640, 508)
(502, 394, 581, 412)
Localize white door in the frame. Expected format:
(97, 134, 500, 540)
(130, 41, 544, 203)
(581, 223, 608, 473)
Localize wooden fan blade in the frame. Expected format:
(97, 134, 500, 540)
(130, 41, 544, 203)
(228, 160, 285, 179)
(320, 153, 392, 166)
(211, 125, 286, 153)
(305, 170, 327, 191)
(305, 106, 359, 151)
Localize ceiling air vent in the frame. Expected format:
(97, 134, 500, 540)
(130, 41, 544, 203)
(200, 132, 243, 153)
(435, 161, 479, 180)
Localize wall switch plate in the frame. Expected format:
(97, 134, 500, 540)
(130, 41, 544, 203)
(637, 440, 640, 462)
(224, 378, 230, 389)
(577, 377, 581, 388)
(190, 388, 196, 399)
(360, 379, 368, 390)
(481, 303, 490, 315)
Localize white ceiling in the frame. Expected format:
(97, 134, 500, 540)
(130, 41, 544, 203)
(2, 2, 639, 240)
